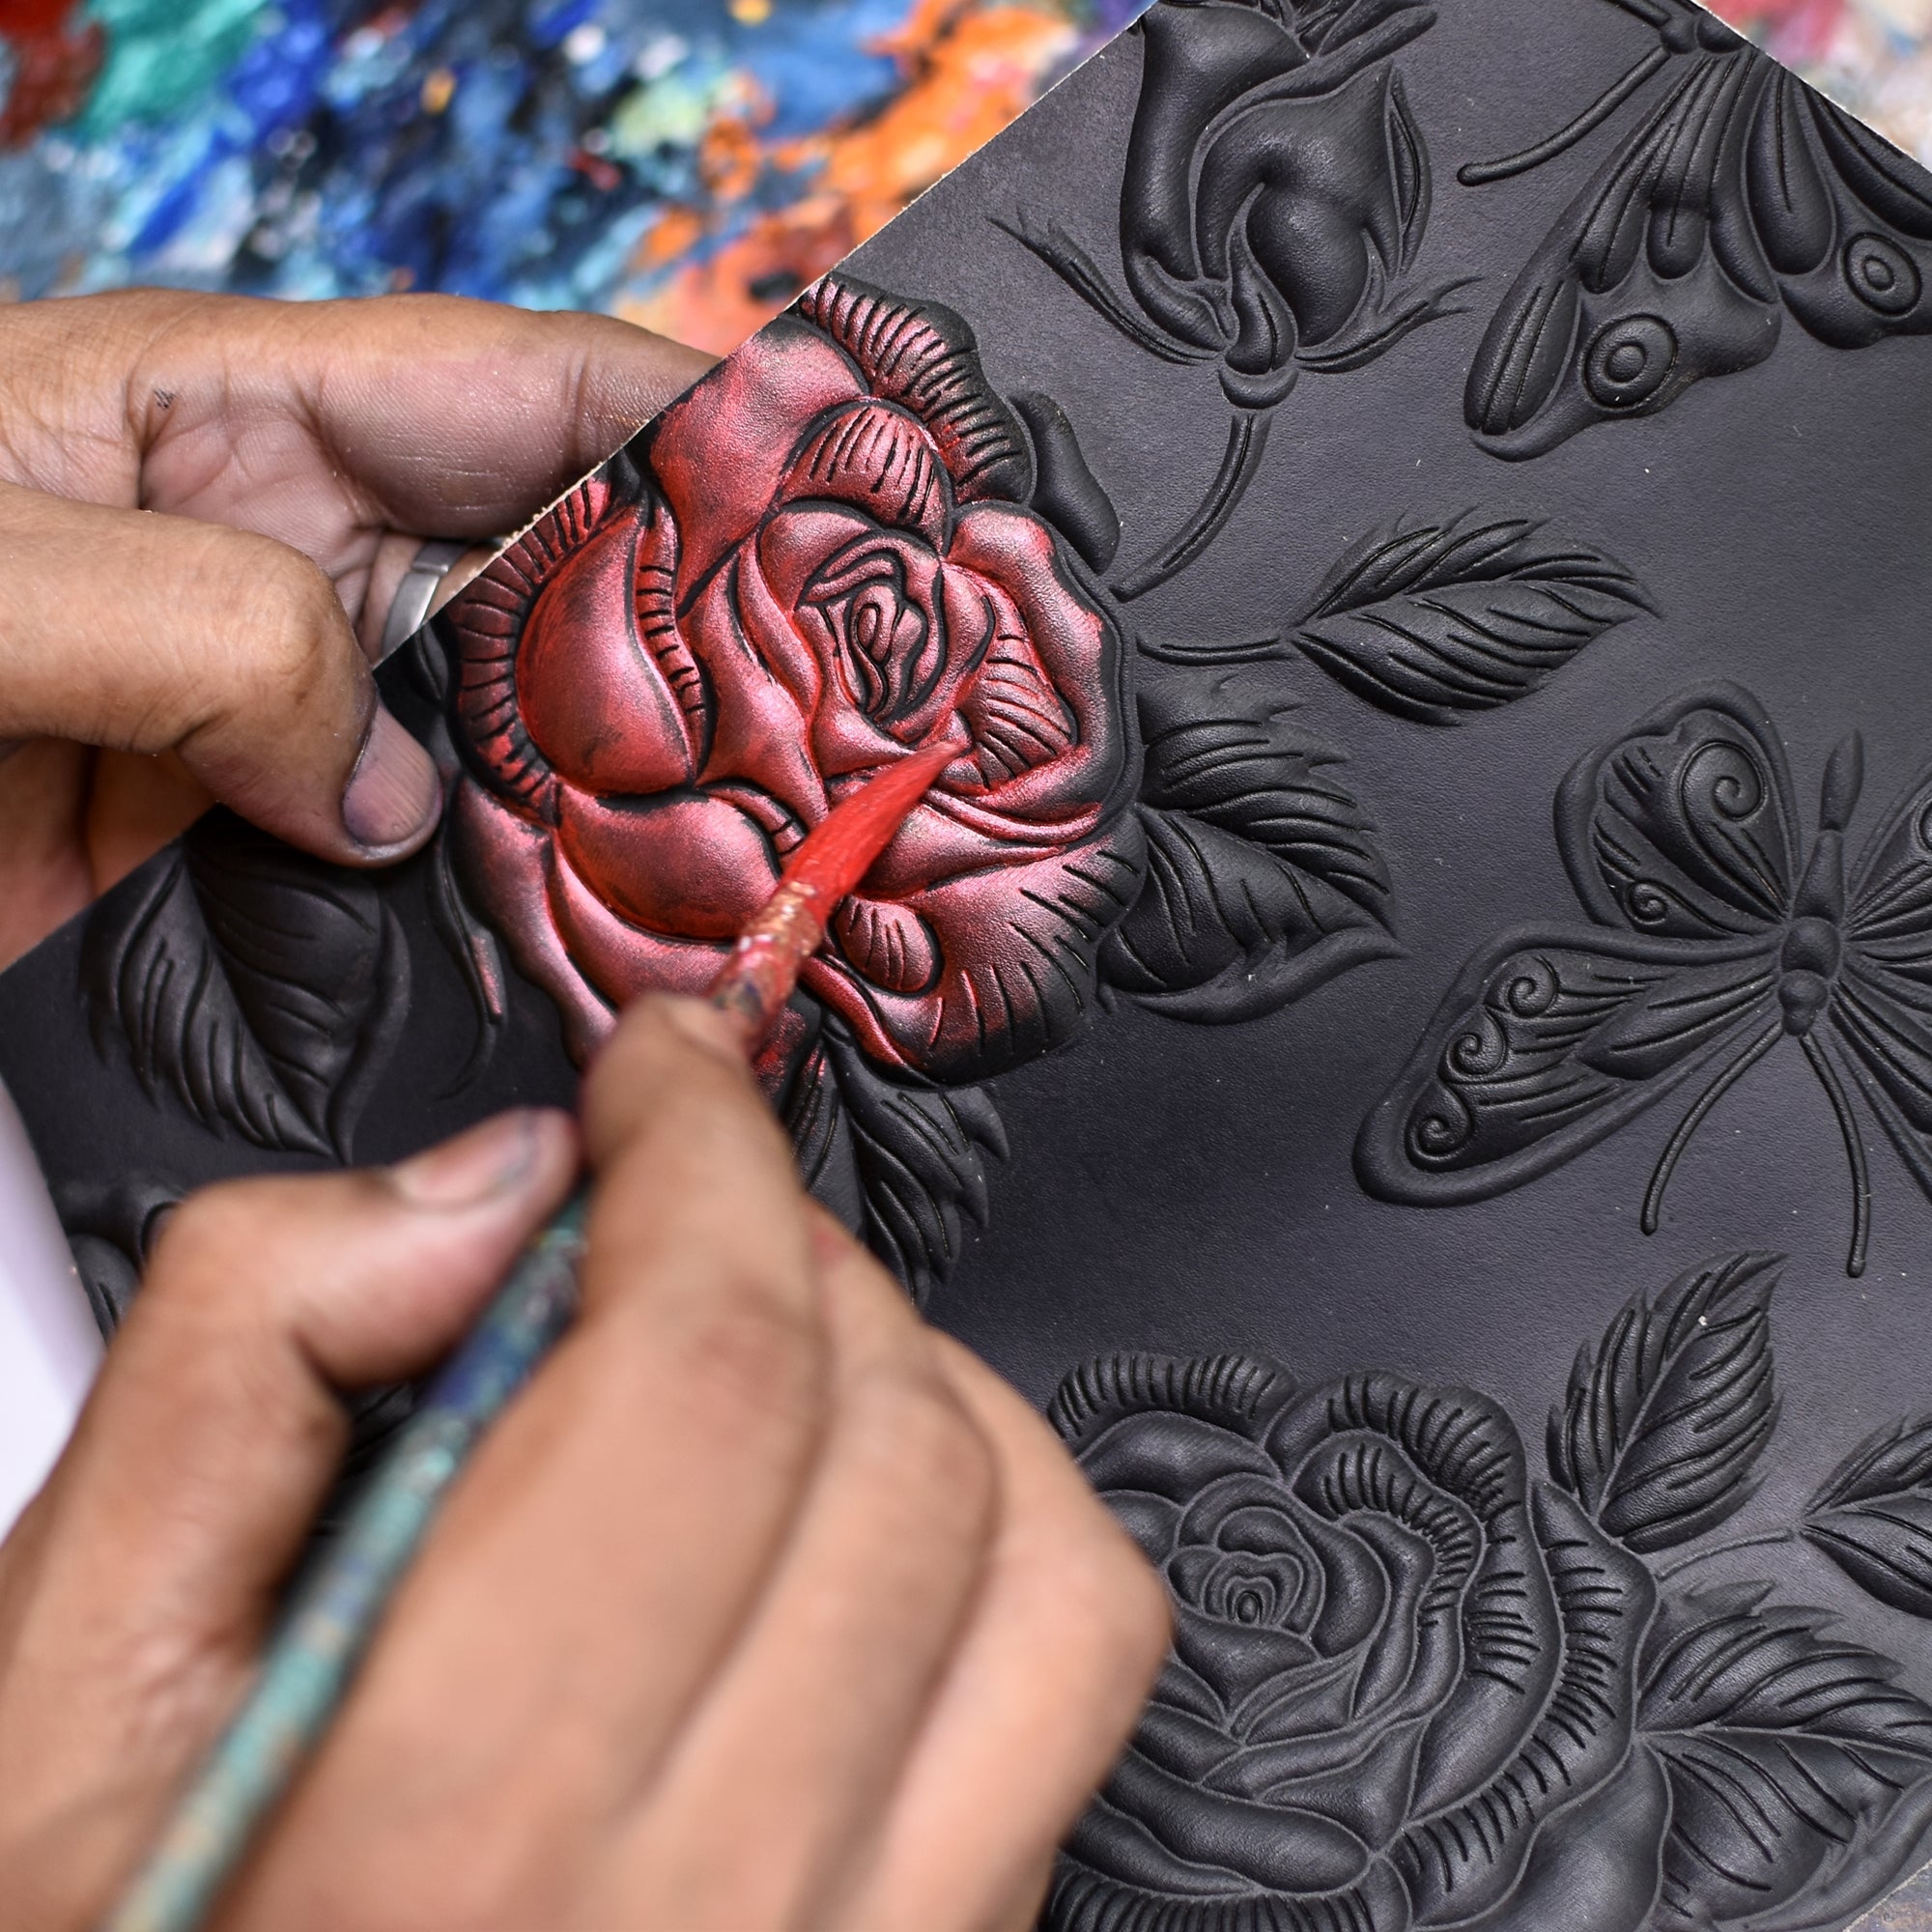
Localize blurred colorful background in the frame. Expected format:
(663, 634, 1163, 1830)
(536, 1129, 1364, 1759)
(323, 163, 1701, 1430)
(0, 0, 1144, 349)
(6, 0, 1927, 356)
(1, 1, 1931, 1922)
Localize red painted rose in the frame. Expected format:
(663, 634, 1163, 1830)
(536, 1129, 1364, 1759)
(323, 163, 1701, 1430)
(445, 276, 1144, 1083)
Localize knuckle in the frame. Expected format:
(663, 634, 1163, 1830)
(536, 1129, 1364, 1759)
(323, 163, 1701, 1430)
(662, 1283, 828, 1437)
(226, 539, 358, 710)
(844, 1366, 995, 1524)
(144, 1180, 267, 1296)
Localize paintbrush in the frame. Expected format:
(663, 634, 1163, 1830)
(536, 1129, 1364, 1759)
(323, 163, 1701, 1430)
(101, 741, 956, 1932)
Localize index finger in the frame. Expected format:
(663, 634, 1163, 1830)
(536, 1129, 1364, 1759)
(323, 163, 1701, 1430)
(218, 997, 837, 1925)
(0, 291, 716, 538)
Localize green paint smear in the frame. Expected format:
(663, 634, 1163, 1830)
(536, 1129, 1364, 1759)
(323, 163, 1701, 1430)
(606, 71, 734, 159)
(78, 0, 275, 136)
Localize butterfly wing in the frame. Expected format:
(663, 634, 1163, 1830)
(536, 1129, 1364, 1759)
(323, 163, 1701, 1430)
(1761, 73, 1932, 352)
(1359, 682, 1797, 1206)
(1831, 757, 1932, 1202)
(1465, 47, 1787, 459)
(1356, 925, 1779, 1205)
(1554, 680, 1799, 938)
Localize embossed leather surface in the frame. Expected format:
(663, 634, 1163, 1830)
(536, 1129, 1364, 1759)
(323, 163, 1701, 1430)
(5, 2, 1932, 1925)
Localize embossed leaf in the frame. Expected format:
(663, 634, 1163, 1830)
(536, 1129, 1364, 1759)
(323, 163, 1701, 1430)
(791, 1026, 1008, 1305)
(1802, 1414, 1932, 1619)
(82, 814, 409, 1160)
(1099, 677, 1397, 1023)
(1548, 1252, 1780, 1554)
(1291, 513, 1653, 724)
(1639, 1585, 1932, 1931)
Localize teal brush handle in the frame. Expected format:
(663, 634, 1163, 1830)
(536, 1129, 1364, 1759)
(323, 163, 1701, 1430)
(100, 1188, 590, 1932)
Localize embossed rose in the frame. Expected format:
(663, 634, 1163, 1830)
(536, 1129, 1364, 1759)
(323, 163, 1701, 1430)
(1118, 0, 1447, 411)
(443, 275, 1144, 1083)
(1003, 0, 1459, 597)
(1046, 1353, 1669, 1932)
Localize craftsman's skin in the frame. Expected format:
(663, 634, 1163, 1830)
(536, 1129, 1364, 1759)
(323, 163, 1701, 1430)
(0, 290, 714, 965)
(0, 296, 1170, 1927)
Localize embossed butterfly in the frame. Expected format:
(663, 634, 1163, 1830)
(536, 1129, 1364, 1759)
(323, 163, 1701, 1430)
(1460, 0, 1932, 459)
(1356, 683, 1932, 1276)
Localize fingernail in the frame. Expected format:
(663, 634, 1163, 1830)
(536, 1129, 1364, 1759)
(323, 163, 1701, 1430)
(342, 708, 441, 855)
(390, 1110, 552, 1209)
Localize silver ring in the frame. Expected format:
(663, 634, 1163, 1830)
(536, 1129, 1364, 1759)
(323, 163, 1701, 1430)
(378, 538, 471, 665)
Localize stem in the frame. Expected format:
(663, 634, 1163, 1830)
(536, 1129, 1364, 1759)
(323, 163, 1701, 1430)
(1655, 1529, 1795, 1585)
(1114, 411, 1274, 603)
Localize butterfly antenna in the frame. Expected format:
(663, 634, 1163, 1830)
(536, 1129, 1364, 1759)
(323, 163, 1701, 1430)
(1800, 1034, 1872, 1278)
(1641, 1020, 1783, 1236)
(1458, 46, 1670, 185)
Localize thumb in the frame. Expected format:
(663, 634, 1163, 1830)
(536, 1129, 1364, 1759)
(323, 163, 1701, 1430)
(0, 1110, 577, 1910)
(0, 481, 440, 865)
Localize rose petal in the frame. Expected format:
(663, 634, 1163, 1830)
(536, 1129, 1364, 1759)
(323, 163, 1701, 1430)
(448, 472, 614, 819)
(652, 314, 866, 594)
(755, 508, 964, 762)
(1174, 1604, 1321, 1716)
(1107, 1490, 1183, 1565)
(801, 817, 1149, 1082)
(451, 781, 615, 1066)
(545, 822, 729, 1009)
(1449, 1747, 1670, 1932)
(556, 787, 781, 942)
(944, 504, 1131, 825)
(1061, 1798, 1253, 1903)
(1239, 1718, 1430, 1850)
(518, 507, 700, 797)
(794, 277, 1033, 503)
(1394, 1487, 1655, 1925)
(1297, 1508, 1389, 1655)
(1195, 70, 1402, 344)
(1104, 1749, 1374, 1893)
(1217, 1502, 1315, 1559)
(1121, 0, 1307, 316)
(1081, 1413, 1281, 1503)
(1167, 1544, 1221, 1607)
(829, 895, 940, 997)
(1269, 1372, 1528, 1519)
(1133, 1700, 1249, 1785)
(781, 400, 953, 552)
(1406, 1498, 1560, 1817)
(1177, 1470, 1310, 1553)
(682, 564, 827, 826)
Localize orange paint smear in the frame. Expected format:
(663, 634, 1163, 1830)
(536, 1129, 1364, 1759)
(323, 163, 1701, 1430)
(623, 2, 1076, 355)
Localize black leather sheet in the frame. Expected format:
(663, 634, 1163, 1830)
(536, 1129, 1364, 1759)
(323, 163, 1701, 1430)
(6, 1, 1932, 1924)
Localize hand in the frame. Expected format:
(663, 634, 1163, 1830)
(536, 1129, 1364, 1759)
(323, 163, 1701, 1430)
(0, 291, 714, 970)
(0, 996, 1168, 1931)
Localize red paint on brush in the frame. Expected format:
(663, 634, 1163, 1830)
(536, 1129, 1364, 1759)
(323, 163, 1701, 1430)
(706, 741, 955, 1050)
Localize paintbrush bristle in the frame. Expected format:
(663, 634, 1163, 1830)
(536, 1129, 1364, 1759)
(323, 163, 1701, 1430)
(781, 740, 956, 899)
(707, 741, 954, 1046)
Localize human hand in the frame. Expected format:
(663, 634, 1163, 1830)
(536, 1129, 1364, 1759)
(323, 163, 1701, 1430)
(0, 995, 1168, 1931)
(0, 291, 713, 970)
